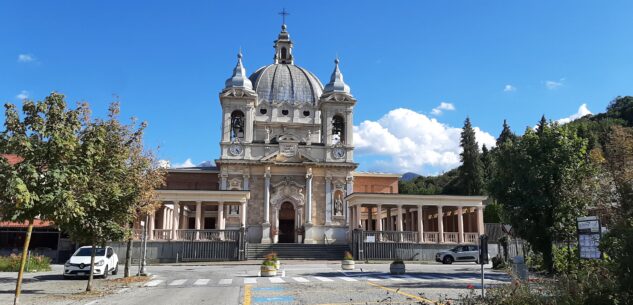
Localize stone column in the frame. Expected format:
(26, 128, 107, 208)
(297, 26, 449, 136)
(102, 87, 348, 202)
(162, 205, 168, 230)
(305, 169, 313, 224)
(367, 207, 373, 230)
(457, 206, 464, 243)
(355, 205, 362, 229)
(304, 168, 315, 244)
(195, 201, 202, 240)
(180, 206, 187, 230)
(217, 202, 225, 230)
(396, 205, 403, 231)
(148, 212, 155, 240)
(417, 205, 424, 243)
(262, 168, 271, 243)
(345, 175, 353, 225)
(240, 201, 247, 227)
(386, 208, 392, 230)
(325, 176, 332, 225)
(437, 206, 444, 243)
(477, 206, 484, 235)
(376, 205, 383, 232)
(172, 201, 180, 240)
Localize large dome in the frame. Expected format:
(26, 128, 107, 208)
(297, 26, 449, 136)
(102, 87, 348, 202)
(249, 64, 324, 104)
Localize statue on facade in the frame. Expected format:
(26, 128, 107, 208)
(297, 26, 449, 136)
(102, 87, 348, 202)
(334, 192, 343, 216)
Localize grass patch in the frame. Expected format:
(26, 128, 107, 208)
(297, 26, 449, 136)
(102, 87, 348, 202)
(0, 253, 52, 272)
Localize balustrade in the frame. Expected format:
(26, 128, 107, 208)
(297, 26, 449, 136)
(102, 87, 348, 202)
(444, 232, 458, 243)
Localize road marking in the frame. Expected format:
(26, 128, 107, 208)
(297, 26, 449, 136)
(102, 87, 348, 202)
(144, 279, 164, 287)
(84, 301, 99, 305)
(385, 276, 405, 281)
(338, 277, 357, 282)
(194, 279, 210, 285)
(292, 277, 309, 282)
(253, 296, 294, 303)
(168, 279, 187, 286)
(269, 277, 285, 283)
(252, 287, 285, 291)
(366, 277, 382, 281)
(243, 284, 252, 305)
(219, 279, 233, 285)
(244, 277, 257, 284)
(314, 276, 334, 282)
(367, 281, 442, 305)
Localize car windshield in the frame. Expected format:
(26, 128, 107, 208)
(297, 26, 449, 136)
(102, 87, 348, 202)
(451, 247, 460, 252)
(74, 248, 106, 256)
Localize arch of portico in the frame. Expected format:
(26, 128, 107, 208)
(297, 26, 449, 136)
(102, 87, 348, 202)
(345, 193, 487, 244)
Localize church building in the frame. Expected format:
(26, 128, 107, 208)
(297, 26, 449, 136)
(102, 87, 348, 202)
(150, 23, 487, 247)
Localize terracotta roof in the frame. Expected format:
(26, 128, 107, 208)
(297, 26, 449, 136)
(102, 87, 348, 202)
(0, 219, 54, 228)
(1, 154, 24, 165)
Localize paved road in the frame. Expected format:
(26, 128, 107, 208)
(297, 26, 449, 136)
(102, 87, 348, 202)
(0, 262, 510, 305)
(83, 262, 509, 305)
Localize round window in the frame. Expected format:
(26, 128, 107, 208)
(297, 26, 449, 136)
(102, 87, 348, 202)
(259, 108, 267, 115)
(282, 109, 289, 116)
(303, 110, 310, 117)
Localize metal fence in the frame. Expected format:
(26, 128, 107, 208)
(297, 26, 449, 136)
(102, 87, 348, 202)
(352, 230, 457, 261)
(179, 229, 247, 261)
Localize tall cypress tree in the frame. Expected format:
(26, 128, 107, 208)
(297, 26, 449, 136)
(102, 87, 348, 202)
(458, 117, 484, 195)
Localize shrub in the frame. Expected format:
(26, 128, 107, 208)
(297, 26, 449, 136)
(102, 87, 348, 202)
(264, 252, 278, 261)
(343, 251, 353, 260)
(0, 254, 52, 272)
(392, 258, 404, 264)
(261, 260, 276, 268)
(492, 255, 507, 270)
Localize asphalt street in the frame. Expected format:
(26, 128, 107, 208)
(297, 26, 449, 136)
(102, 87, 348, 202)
(0, 261, 510, 305)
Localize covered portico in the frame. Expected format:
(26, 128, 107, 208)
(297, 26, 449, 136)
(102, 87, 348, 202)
(345, 193, 487, 244)
(143, 190, 250, 240)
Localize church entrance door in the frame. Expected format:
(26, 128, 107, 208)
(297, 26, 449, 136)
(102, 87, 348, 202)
(278, 202, 295, 243)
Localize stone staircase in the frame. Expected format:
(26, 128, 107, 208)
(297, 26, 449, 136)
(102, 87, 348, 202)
(246, 243, 350, 260)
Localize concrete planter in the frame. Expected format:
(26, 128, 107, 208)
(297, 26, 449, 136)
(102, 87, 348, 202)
(389, 262, 406, 275)
(274, 260, 281, 270)
(260, 265, 277, 277)
(341, 260, 355, 270)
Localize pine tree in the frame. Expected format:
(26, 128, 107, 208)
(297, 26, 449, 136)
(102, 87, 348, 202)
(458, 117, 484, 195)
(496, 119, 516, 146)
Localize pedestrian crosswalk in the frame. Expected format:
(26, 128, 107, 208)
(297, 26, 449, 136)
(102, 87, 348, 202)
(144, 273, 507, 288)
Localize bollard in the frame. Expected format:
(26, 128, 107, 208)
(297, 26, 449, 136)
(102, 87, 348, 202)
(511, 255, 528, 281)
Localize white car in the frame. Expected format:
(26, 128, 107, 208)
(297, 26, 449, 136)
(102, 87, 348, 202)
(63, 246, 119, 279)
(436, 245, 485, 264)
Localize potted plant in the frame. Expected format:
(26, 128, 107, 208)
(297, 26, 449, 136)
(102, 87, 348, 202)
(341, 251, 355, 270)
(390, 258, 406, 275)
(260, 259, 277, 277)
(266, 252, 280, 270)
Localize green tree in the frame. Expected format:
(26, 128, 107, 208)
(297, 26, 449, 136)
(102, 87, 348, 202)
(481, 144, 494, 188)
(489, 118, 593, 273)
(58, 103, 153, 291)
(601, 125, 633, 300)
(0, 93, 88, 305)
(496, 119, 516, 146)
(457, 117, 484, 195)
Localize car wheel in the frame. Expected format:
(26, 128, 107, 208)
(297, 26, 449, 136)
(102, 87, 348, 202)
(102, 265, 109, 279)
(443, 256, 454, 264)
(112, 264, 119, 275)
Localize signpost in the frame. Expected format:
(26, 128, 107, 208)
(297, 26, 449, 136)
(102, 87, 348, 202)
(479, 234, 489, 297)
(576, 216, 602, 260)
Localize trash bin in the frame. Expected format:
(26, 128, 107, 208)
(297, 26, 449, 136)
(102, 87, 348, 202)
(511, 255, 528, 281)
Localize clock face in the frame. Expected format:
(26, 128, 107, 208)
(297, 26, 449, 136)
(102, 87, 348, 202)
(229, 144, 243, 156)
(333, 147, 345, 159)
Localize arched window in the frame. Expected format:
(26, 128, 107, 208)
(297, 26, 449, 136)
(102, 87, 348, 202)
(281, 47, 287, 60)
(332, 115, 345, 143)
(230, 110, 245, 140)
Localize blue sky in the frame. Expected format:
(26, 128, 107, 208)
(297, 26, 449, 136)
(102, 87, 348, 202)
(2, 1, 632, 174)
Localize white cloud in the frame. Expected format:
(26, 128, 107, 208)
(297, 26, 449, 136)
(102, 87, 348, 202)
(164, 159, 215, 168)
(503, 84, 516, 92)
(545, 79, 564, 90)
(354, 108, 496, 174)
(430, 102, 455, 116)
(16, 90, 29, 100)
(172, 158, 196, 168)
(18, 54, 35, 62)
(557, 103, 592, 124)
